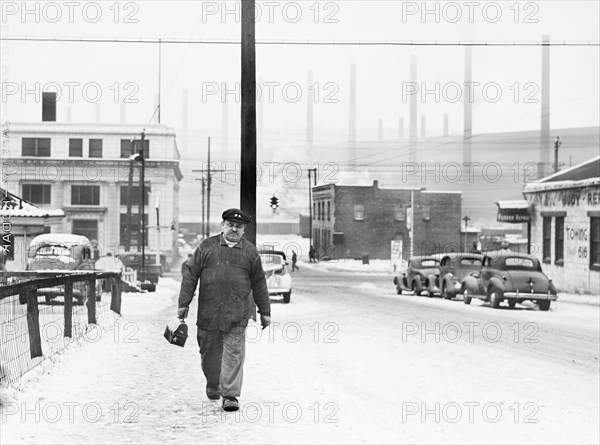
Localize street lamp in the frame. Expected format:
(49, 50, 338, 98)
(129, 130, 146, 281)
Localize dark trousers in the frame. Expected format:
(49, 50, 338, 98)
(197, 326, 246, 397)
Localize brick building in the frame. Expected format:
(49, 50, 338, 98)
(523, 156, 600, 294)
(311, 180, 462, 260)
(1, 121, 182, 266)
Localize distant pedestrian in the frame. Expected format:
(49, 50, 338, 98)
(178, 208, 271, 412)
(309, 245, 316, 263)
(291, 250, 299, 271)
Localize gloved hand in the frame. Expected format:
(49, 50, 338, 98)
(260, 314, 271, 330)
(177, 307, 188, 320)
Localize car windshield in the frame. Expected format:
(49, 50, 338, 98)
(420, 259, 439, 267)
(260, 254, 283, 265)
(504, 257, 536, 270)
(459, 258, 482, 267)
(34, 245, 72, 257)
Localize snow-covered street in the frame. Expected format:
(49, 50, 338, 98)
(1, 257, 599, 444)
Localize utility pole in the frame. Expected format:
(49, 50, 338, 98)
(139, 130, 146, 276)
(554, 136, 562, 173)
(307, 168, 317, 251)
(125, 138, 135, 252)
(240, 0, 257, 244)
(192, 137, 223, 239)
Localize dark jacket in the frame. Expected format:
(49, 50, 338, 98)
(178, 234, 270, 331)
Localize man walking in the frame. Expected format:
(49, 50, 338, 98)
(291, 250, 299, 271)
(178, 208, 271, 412)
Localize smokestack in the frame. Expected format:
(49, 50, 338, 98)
(154, 93, 159, 124)
(420, 115, 426, 138)
(182, 89, 188, 157)
(399, 117, 404, 139)
(443, 113, 449, 136)
(540, 34, 551, 178)
(42, 92, 56, 122)
(307, 70, 314, 147)
(222, 86, 229, 155)
(463, 46, 472, 164)
(349, 63, 357, 169)
(409, 55, 417, 162)
(378, 119, 384, 141)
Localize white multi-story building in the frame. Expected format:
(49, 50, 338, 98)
(1, 121, 182, 266)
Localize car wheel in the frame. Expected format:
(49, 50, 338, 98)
(463, 288, 472, 305)
(412, 280, 422, 296)
(508, 300, 517, 309)
(283, 291, 291, 304)
(489, 287, 503, 309)
(538, 300, 551, 311)
(442, 283, 452, 300)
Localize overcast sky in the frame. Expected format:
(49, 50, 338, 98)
(2, 0, 599, 153)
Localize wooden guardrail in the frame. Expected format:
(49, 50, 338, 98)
(0, 271, 122, 385)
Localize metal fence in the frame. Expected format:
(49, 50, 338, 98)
(0, 271, 122, 387)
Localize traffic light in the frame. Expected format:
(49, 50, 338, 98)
(270, 196, 279, 211)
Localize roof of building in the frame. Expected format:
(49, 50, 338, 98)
(524, 156, 600, 193)
(0, 188, 65, 219)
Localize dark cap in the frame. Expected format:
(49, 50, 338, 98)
(222, 208, 251, 224)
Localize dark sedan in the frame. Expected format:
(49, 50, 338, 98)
(461, 250, 558, 310)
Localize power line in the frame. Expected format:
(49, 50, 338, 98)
(2, 36, 599, 47)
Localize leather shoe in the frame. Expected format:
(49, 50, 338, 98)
(222, 396, 239, 411)
(206, 388, 220, 400)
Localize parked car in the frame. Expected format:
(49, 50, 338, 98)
(117, 251, 165, 290)
(438, 253, 484, 300)
(393, 255, 441, 297)
(461, 250, 558, 310)
(26, 233, 100, 304)
(259, 250, 292, 303)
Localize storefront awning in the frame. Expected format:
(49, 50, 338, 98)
(496, 200, 531, 223)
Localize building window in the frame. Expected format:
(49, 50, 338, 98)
(89, 139, 103, 158)
(120, 185, 148, 207)
(69, 138, 83, 157)
(22, 138, 51, 156)
(327, 201, 331, 221)
(71, 185, 100, 205)
(591, 217, 600, 271)
(313, 203, 316, 220)
(72, 220, 98, 242)
(555, 217, 564, 265)
(121, 138, 150, 158)
(542, 217, 552, 262)
(354, 204, 364, 221)
(395, 204, 405, 221)
(22, 184, 51, 204)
